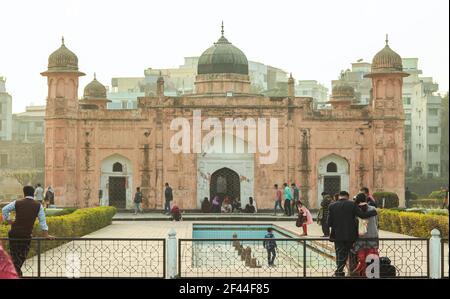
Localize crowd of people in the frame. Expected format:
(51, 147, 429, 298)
(264, 186, 380, 277)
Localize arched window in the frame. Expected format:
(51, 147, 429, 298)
(112, 162, 123, 172)
(327, 162, 337, 172)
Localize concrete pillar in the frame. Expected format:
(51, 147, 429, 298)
(167, 228, 177, 278)
(429, 229, 442, 279)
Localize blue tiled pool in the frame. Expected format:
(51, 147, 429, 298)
(193, 224, 296, 239)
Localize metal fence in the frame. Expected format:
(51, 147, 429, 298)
(442, 239, 449, 279)
(178, 238, 430, 278)
(0, 238, 166, 278)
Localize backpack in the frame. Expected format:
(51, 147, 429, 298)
(379, 257, 397, 278)
(367, 256, 397, 278)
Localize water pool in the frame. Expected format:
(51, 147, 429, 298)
(185, 223, 336, 276)
(193, 223, 296, 239)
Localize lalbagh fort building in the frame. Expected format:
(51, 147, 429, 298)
(41, 28, 408, 211)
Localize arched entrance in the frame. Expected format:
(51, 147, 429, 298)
(197, 133, 254, 208)
(100, 154, 133, 209)
(318, 154, 349, 205)
(209, 168, 240, 202)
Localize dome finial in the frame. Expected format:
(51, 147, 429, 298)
(94, 72, 96, 80)
(385, 34, 389, 46)
(62, 36, 65, 46)
(221, 21, 224, 37)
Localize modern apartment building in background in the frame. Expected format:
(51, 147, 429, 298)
(106, 57, 291, 109)
(0, 76, 13, 141)
(336, 58, 444, 177)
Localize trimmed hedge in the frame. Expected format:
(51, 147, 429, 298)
(373, 192, 399, 209)
(378, 209, 449, 239)
(0, 206, 116, 238)
(410, 192, 419, 200)
(45, 207, 77, 217)
(388, 207, 448, 216)
(410, 198, 444, 209)
(429, 190, 447, 199)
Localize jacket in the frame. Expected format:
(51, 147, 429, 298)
(327, 199, 377, 242)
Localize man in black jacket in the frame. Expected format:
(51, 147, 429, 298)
(327, 191, 377, 277)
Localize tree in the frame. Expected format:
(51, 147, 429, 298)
(4, 169, 43, 186)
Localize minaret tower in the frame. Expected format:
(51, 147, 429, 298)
(365, 35, 409, 207)
(41, 37, 85, 206)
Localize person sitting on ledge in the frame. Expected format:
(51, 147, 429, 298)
(221, 196, 233, 213)
(232, 197, 242, 212)
(170, 203, 182, 221)
(244, 197, 257, 214)
(201, 197, 211, 213)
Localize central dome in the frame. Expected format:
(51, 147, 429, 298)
(197, 24, 248, 75)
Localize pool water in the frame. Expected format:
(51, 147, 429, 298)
(189, 223, 335, 272)
(193, 224, 296, 239)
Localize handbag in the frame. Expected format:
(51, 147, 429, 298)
(296, 214, 306, 227)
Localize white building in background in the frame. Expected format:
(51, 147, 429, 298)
(336, 58, 443, 177)
(295, 80, 329, 108)
(332, 61, 372, 105)
(106, 57, 288, 109)
(12, 105, 45, 143)
(0, 76, 13, 141)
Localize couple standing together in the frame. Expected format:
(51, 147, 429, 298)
(328, 191, 378, 277)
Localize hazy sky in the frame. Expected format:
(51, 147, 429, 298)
(1, 0, 448, 113)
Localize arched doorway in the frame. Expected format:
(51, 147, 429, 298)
(100, 154, 133, 209)
(209, 168, 240, 202)
(197, 133, 254, 208)
(318, 154, 349, 205)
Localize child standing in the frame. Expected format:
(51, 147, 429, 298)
(296, 201, 313, 236)
(263, 228, 278, 266)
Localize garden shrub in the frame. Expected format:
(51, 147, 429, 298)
(410, 192, 419, 200)
(0, 206, 116, 238)
(373, 192, 399, 208)
(45, 207, 77, 217)
(378, 209, 449, 238)
(429, 190, 447, 199)
(410, 198, 444, 209)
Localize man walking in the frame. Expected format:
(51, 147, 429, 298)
(283, 183, 292, 216)
(327, 191, 377, 277)
(134, 187, 143, 215)
(273, 184, 283, 215)
(2, 186, 54, 277)
(291, 183, 300, 215)
(164, 183, 173, 215)
(34, 183, 44, 206)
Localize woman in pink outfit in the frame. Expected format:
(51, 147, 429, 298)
(0, 243, 18, 279)
(296, 201, 313, 236)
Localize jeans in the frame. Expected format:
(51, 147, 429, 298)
(164, 200, 171, 213)
(267, 248, 276, 265)
(284, 200, 292, 216)
(8, 232, 31, 277)
(134, 202, 143, 214)
(273, 201, 283, 214)
(334, 241, 354, 276)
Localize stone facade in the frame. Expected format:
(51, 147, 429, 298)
(42, 33, 407, 210)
